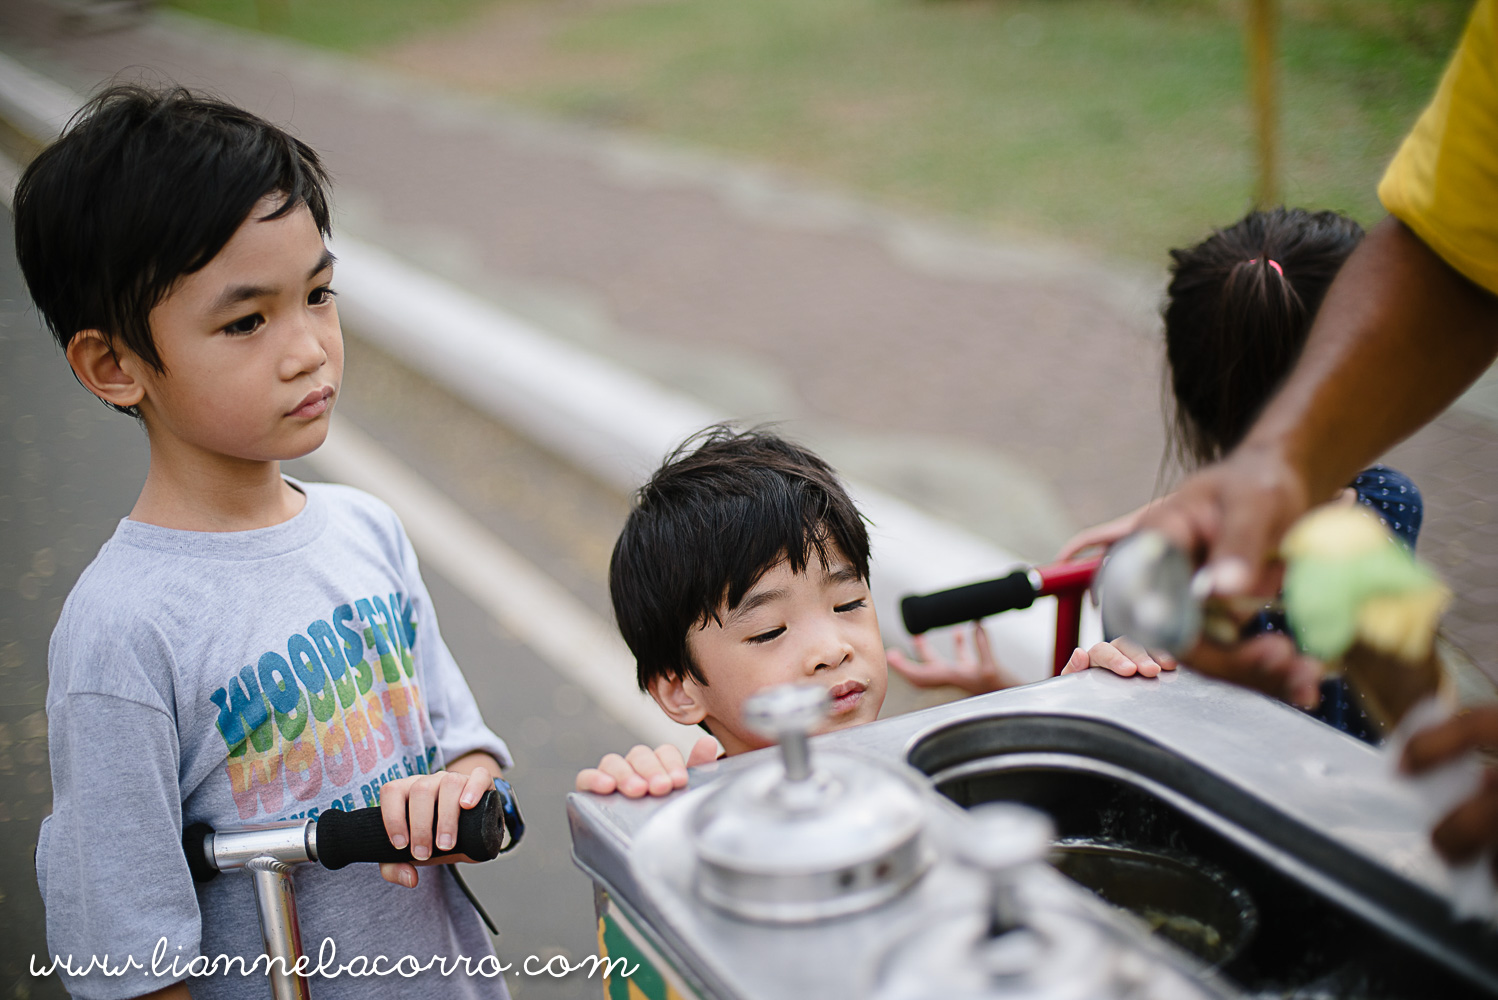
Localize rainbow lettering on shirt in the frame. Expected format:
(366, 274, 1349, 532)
(209, 592, 432, 821)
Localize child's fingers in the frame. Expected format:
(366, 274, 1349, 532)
(651, 743, 691, 788)
(911, 634, 934, 663)
(458, 765, 491, 809)
(972, 621, 993, 662)
(886, 648, 919, 678)
(687, 735, 721, 768)
(381, 862, 418, 889)
(597, 752, 649, 798)
(952, 628, 970, 666)
(403, 777, 440, 861)
(1059, 647, 1090, 675)
(432, 770, 471, 855)
(1109, 637, 1161, 677)
(575, 767, 617, 794)
(1087, 642, 1140, 677)
(625, 744, 676, 797)
(379, 780, 413, 852)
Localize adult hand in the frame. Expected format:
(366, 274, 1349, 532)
(1134, 443, 1329, 704)
(1401, 706, 1498, 879)
(1139, 442, 1312, 601)
(1182, 631, 1324, 709)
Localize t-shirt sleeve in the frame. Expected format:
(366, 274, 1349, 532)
(39, 684, 202, 998)
(1378, 0, 1498, 297)
(394, 523, 514, 771)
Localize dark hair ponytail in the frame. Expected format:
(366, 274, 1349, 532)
(1163, 207, 1364, 468)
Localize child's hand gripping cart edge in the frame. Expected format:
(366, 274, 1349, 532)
(181, 777, 524, 1000)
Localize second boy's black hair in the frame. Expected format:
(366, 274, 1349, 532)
(610, 425, 871, 692)
(1163, 207, 1364, 468)
(13, 83, 332, 416)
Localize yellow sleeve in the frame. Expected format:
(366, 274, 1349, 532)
(1378, 0, 1498, 297)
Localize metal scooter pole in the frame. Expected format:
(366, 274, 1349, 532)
(191, 819, 320, 999)
(247, 858, 309, 1000)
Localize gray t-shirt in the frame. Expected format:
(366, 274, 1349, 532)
(36, 482, 514, 999)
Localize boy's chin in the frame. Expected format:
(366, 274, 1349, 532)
(279, 423, 334, 461)
(816, 701, 883, 735)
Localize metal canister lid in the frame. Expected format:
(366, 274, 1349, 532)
(689, 684, 930, 922)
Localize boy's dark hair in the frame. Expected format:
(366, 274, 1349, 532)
(610, 425, 871, 692)
(14, 84, 332, 416)
(1163, 207, 1364, 467)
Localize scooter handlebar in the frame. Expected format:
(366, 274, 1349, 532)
(315, 788, 506, 871)
(900, 569, 1036, 635)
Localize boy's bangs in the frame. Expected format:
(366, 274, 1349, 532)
(712, 503, 849, 627)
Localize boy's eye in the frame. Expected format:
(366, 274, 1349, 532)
(308, 285, 337, 306)
(222, 313, 264, 336)
(747, 627, 785, 644)
(834, 599, 867, 613)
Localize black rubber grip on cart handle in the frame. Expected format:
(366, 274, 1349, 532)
(901, 570, 1036, 635)
(315, 788, 505, 871)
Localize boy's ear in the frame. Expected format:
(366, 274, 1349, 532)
(66, 330, 146, 410)
(647, 673, 708, 727)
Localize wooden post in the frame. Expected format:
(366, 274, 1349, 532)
(1247, 0, 1280, 207)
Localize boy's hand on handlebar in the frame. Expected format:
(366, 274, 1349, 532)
(887, 622, 1022, 696)
(378, 760, 497, 888)
(1060, 636, 1175, 678)
(576, 737, 720, 798)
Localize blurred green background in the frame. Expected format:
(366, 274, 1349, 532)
(169, 0, 1472, 262)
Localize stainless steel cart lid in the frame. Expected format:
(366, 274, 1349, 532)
(689, 683, 931, 922)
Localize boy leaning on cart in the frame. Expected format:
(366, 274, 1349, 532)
(17, 85, 515, 999)
(575, 425, 1165, 797)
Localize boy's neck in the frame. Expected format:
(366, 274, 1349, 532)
(131, 444, 306, 532)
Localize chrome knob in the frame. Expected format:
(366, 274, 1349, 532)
(1098, 531, 1204, 656)
(959, 803, 1054, 937)
(743, 684, 829, 782)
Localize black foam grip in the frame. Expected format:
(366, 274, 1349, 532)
(182, 822, 219, 883)
(900, 570, 1036, 635)
(315, 788, 504, 871)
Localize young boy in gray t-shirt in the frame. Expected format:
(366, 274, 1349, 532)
(16, 85, 513, 1000)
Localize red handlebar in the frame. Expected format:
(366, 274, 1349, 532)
(1032, 556, 1102, 675)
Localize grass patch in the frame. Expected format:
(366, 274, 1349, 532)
(170, 0, 1475, 262)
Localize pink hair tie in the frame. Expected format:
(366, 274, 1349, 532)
(1249, 257, 1284, 278)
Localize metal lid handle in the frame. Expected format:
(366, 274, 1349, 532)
(743, 684, 830, 782)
